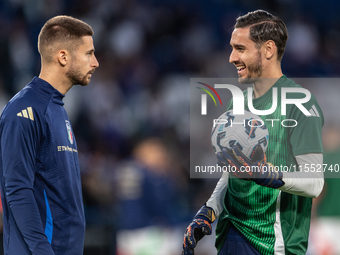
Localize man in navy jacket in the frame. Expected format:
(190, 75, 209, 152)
(0, 15, 99, 254)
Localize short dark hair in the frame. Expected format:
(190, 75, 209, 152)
(38, 15, 93, 62)
(234, 10, 288, 61)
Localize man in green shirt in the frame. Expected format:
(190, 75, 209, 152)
(182, 10, 324, 255)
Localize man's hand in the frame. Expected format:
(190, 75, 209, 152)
(217, 145, 284, 188)
(182, 205, 216, 255)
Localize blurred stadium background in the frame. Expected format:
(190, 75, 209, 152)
(0, 0, 340, 254)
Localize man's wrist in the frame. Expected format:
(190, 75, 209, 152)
(195, 205, 216, 223)
(254, 162, 285, 188)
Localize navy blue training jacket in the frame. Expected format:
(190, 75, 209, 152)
(0, 77, 85, 254)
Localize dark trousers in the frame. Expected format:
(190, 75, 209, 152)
(218, 225, 261, 255)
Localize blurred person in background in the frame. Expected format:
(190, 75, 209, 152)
(308, 125, 340, 255)
(183, 10, 324, 255)
(81, 150, 117, 255)
(115, 137, 183, 254)
(0, 15, 99, 255)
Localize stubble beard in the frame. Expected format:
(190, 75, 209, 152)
(66, 65, 92, 86)
(238, 51, 263, 84)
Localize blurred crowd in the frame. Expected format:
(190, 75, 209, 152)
(1, 0, 340, 254)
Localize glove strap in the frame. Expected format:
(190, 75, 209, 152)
(195, 205, 216, 223)
(256, 162, 285, 188)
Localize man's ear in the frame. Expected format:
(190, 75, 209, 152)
(57, 50, 68, 66)
(264, 40, 276, 60)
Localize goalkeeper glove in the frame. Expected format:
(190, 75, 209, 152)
(217, 145, 284, 189)
(182, 205, 216, 255)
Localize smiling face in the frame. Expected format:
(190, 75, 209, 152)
(66, 36, 99, 86)
(229, 27, 263, 84)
